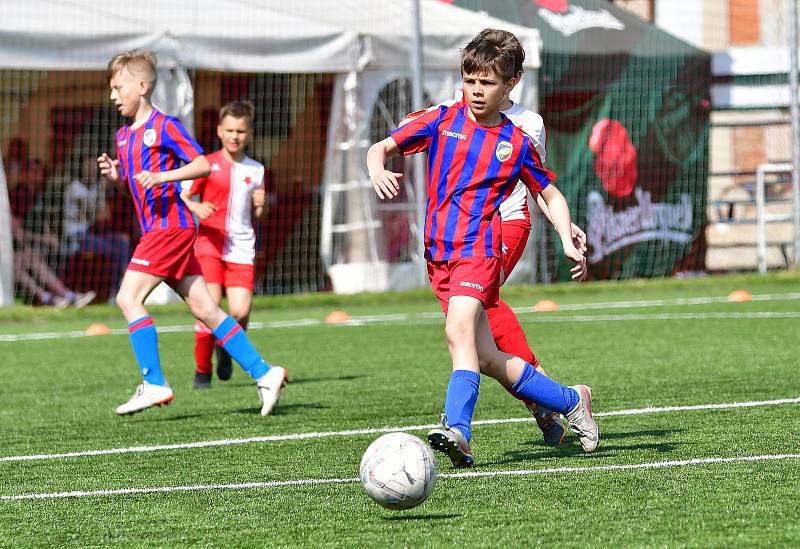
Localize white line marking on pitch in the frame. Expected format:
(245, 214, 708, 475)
(2, 292, 799, 343)
(2, 453, 798, 501)
(2, 397, 798, 463)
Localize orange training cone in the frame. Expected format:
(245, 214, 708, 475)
(85, 323, 111, 336)
(533, 299, 559, 312)
(727, 289, 753, 302)
(325, 310, 352, 324)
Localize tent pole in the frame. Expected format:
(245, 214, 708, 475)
(790, 0, 800, 266)
(411, 0, 427, 286)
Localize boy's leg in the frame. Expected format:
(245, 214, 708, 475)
(498, 218, 566, 445)
(487, 300, 565, 445)
(193, 281, 222, 389)
(216, 284, 254, 381)
(115, 269, 174, 415)
(475, 310, 599, 452)
(176, 274, 286, 416)
(427, 295, 483, 468)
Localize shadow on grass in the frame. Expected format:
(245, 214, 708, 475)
(222, 374, 365, 388)
(230, 402, 330, 416)
(384, 513, 461, 521)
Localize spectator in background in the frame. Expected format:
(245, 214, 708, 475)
(62, 155, 131, 297)
(5, 148, 95, 307)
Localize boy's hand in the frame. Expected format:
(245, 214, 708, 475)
(134, 171, 164, 189)
(188, 201, 216, 220)
(571, 223, 587, 253)
(563, 241, 587, 282)
(97, 153, 119, 184)
(252, 187, 266, 208)
(370, 169, 403, 200)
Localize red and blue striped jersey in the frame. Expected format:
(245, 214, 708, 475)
(390, 104, 555, 261)
(115, 109, 204, 234)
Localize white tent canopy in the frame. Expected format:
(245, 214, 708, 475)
(0, 0, 539, 72)
(0, 0, 542, 302)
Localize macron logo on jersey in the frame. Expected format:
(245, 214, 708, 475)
(459, 280, 484, 292)
(441, 129, 467, 141)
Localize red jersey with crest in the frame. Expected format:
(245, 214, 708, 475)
(188, 150, 265, 265)
(390, 104, 555, 261)
(115, 109, 204, 235)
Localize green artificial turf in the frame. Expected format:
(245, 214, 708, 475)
(0, 271, 798, 547)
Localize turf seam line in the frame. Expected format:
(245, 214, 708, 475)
(1, 397, 797, 463)
(2, 453, 799, 501)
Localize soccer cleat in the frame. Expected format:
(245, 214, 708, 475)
(115, 382, 174, 415)
(216, 346, 233, 381)
(525, 401, 567, 446)
(193, 372, 212, 390)
(427, 414, 474, 468)
(256, 366, 287, 416)
(72, 291, 97, 308)
(565, 384, 599, 452)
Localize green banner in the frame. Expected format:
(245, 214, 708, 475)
(451, 0, 711, 280)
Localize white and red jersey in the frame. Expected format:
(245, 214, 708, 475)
(188, 150, 264, 265)
(404, 90, 547, 224)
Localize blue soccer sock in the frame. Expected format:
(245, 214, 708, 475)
(128, 316, 166, 386)
(213, 315, 269, 380)
(511, 362, 579, 415)
(444, 370, 481, 441)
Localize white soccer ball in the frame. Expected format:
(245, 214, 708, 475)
(359, 432, 438, 510)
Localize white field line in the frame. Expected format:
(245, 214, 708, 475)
(3, 453, 799, 501)
(2, 397, 798, 464)
(2, 291, 800, 342)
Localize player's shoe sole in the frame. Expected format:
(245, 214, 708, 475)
(256, 366, 287, 416)
(216, 347, 233, 381)
(427, 427, 474, 468)
(116, 383, 174, 415)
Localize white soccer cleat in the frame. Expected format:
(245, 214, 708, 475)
(116, 382, 174, 415)
(256, 366, 287, 416)
(566, 384, 599, 452)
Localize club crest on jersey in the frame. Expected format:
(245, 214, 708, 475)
(143, 129, 157, 147)
(496, 141, 513, 162)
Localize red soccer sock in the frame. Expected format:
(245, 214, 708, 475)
(488, 299, 540, 405)
(194, 321, 215, 375)
(487, 299, 538, 366)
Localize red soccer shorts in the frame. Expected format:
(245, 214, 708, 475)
(197, 255, 255, 290)
(127, 227, 202, 284)
(427, 257, 501, 314)
(501, 218, 531, 281)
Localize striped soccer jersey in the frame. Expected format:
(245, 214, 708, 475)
(407, 91, 547, 224)
(390, 103, 555, 261)
(189, 150, 265, 265)
(115, 109, 204, 234)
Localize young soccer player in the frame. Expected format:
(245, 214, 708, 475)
(97, 50, 286, 416)
(401, 29, 588, 447)
(180, 101, 267, 389)
(367, 30, 599, 467)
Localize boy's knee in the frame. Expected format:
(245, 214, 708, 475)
(444, 318, 473, 345)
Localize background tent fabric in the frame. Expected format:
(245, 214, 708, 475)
(0, 0, 542, 298)
(448, 0, 712, 281)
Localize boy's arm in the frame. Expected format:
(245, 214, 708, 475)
(135, 155, 210, 190)
(367, 136, 403, 200)
(538, 184, 586, 281)
(179, 179, 216, 219)
(533, 192, 587, 253)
